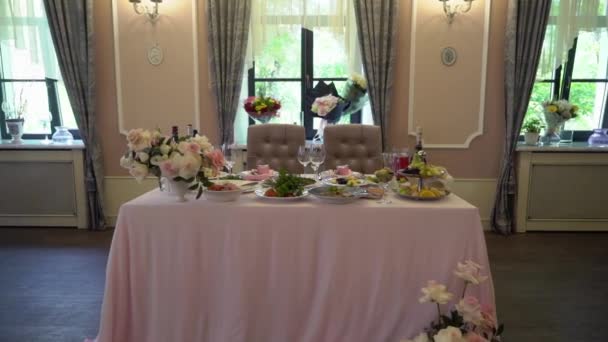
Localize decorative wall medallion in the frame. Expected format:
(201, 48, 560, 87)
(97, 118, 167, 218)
(441, 47, 457, 66)
(147, 44, 164, 66)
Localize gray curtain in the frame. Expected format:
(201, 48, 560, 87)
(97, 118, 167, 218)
(44, 0, 105, 230)
(207, 0, 251, 145)
(491, 0, 551, 235)
(353, 0, 399, 150)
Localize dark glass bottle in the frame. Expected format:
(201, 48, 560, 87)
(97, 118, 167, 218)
(415, 126, 423, 152)
(192, 129, 199, 137)
(171, 126, 179, 143)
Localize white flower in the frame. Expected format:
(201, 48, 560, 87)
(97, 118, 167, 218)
(138, 152, 149, 163)
(455, 296, 483, 325)
(126, 128, 152, 152)
(120, 155, 134, 169)
(191, 135, 213, 153)
(401, 333, 430, 342)
(160, 143, 172, 156)
(178, 153, 202, 180)
(433, 327, 466, 342)
(419, 280, 453, 305)
(178, 141, 201, 155)
(150, 154, 168, 166)
(160, 158, 179, 178)
(128, 162, 149, 183)
(454, 260, 488, 285)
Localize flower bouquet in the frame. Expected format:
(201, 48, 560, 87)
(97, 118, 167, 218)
(340, 73, 368, 117)
(120, 128, 225, 201)
(542, 99, 578, 145)
(402, 260, 503, 342)
(243, 96, 281, 124)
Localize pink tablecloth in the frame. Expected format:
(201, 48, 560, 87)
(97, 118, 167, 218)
(89, 190, 494, 342)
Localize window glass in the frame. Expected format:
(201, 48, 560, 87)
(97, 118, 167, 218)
(255, 81, 302, 125)
(313, 28, 348, 78)
(254, 25, 301, 78)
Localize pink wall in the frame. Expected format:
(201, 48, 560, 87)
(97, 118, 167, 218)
(96, 0, 505, 178)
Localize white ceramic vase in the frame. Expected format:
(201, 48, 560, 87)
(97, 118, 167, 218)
(166, 179, 190, 202)
(524, 132, 540, 145)
(5, 118, 24, 143)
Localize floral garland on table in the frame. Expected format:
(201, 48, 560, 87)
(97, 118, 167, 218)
(119, 128, 225, 199)
(402, 260, 503, 342)
(243, 96, 281, 123)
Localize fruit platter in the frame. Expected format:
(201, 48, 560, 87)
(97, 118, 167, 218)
(394, 150, 452, 201)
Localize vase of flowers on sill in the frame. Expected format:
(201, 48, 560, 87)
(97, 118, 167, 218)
(542, 99, 578, 145)
(521, 117, 544, 145)
(243, 96, 281, 124)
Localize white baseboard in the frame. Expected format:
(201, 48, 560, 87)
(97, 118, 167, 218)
(104, 177, 497, 230)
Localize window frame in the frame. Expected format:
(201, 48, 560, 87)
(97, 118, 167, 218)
(247, 26, 362, 140)
(534, 13, 608, 141)
(0, 78, 71, 140)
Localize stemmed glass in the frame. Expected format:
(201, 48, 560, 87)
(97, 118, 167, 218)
(222, 143, 236, 175)
(297, 145, 310, 177)
(309, 144, 326, 180)
(377, 152, 395, 204)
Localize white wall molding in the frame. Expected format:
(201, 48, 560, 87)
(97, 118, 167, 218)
(112, 0, 201, 135)
(408, 0, 492, 149)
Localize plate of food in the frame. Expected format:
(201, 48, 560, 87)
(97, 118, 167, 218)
(204, 182, 242, 202)
(308, 185, 364, 204)
(255, 170, 309, 200)
(262, 175, 317, 188)
(322, 175, 367, 187)
(239, 169, 278, 181)
(211, 179, 259, 193)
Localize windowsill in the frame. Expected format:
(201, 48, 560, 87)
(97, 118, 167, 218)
(0, 139, 85, 150)
(516, 141, 608, 152)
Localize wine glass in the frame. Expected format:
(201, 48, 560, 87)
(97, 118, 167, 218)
(310, 144, 326, 180)
(377, 152, 395, 204)
(222, 143, 236, 175)
(297, 145, 310, 176)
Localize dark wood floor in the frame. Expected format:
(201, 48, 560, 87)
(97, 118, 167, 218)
(0, 228, 606, 342)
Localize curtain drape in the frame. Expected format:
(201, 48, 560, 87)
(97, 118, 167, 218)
(538, 0, 607, 78)
(491, 0, 552, 235)
(353, 0, 399, 150)
(43, 0, 105, 230)
(207, 0, 251, 145)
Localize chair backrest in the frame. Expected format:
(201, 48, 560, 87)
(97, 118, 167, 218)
(247, 124, 305, 173)
(323, 124, 383, 174)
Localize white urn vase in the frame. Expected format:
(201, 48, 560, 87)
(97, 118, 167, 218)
(166, 179, 190, 202)
(5, 118, 24, 143)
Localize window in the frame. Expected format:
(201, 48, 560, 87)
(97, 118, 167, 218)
(0, 0, 77, 140)
(525, 1, 608, 139)
(233, 2, 372, 144)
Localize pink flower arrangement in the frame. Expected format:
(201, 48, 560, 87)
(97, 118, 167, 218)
(120, 128, 225, 199)
(402, 260, 503, 342)
(311, 94, 341, 117)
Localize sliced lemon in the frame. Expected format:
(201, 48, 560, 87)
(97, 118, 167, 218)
(419, 189, 437, 198)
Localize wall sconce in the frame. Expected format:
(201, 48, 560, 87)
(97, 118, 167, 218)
(439, 0, 475, 24)
(128, 0, 163, 21)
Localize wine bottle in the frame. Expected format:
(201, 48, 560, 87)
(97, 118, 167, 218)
(171, 126, 179, 143)
(186, 124, 193, 137)
(192, 129, 199, 137)
(415, 126, 423, 152)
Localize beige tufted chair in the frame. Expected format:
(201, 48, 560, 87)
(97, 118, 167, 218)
(247, 124, 306, 173)
(323, 124, 383, 174)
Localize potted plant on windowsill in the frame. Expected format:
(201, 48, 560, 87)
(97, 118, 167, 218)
(521, 118, 543, 145)
(2, 94, 27, 143)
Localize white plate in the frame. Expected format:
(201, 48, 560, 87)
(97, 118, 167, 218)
(308, 186, 361, 204)
(319, 170, 363, 178)
(239, 170, 278, 180)
(254, 188, 309, 201)
(322, 176, 368, 187)
(210, 179, 259, 193)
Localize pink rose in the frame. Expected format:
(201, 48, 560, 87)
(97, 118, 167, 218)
(456, 296, 483, 325)
(480, 305, 497, 331)
(178, 141, 201, 155)
(464, 332, 488, 342)
(160, 159, 179, 178)
(205, 149, 225, 171)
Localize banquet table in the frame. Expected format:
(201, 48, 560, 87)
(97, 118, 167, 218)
(89, 188, 494, 342)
